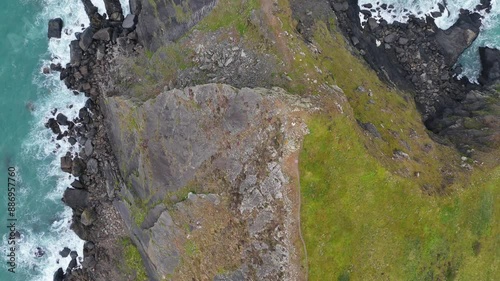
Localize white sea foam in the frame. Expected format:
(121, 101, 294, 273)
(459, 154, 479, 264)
(357, 0, 500, 82)
(0, 0, 130, 279)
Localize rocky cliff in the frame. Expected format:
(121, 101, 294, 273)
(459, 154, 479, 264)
(103, 84, 312, 280)
(46, 0, 500, 280)
(130, 0, 218, 50)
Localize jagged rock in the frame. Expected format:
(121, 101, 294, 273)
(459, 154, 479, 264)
(384, 33, 397, 43)
(48, 18, 63, 38)
(122, 14, 136, 29)
(79, 27, 94, 51)
(84, 241, 95, 251)
(53, 268, 64, 281)
(105, 84, 310, 280)
(56, 113, 69, 126)
(62, 188, 89, 211)
(59, 247, 71, 258)
(50, 63, 62, 72)
(434, 11, 481, 64)
(86, 158, 98, 174)
(61, 155, 73, 173)
(81, 0, 104, 30)
(359, 121, 382, 138)
(70, 251, 78, 259)
(69, 40, 82, 66)
(46, 118, 61, 134)
(71, 157, 86, 177)
(84, 139, 94, 156)
(104, 0, 124, 21)
(93, 27, 112, 41)
(479, 47, 500, 85)
(133, 0, 218, 50)
(367, 17, 378, 31)
(67, 258, 77, 270)
(81, 208, 97, 226)
(71, 180, 84, 189)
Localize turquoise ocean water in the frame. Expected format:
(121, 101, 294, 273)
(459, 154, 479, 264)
(0, 0, 496, 280)
(0, 1, 128, 280)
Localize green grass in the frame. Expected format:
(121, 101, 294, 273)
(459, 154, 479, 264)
(300, 114, 499, 281)
(120, 237, 149, 281)
(293, 12, 499, 281)
(196, 0, 259, 35)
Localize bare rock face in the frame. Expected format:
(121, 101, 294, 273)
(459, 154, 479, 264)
(479, 47, 500, 85)
(130, 0, 218, 50)
(434, 11, 482, 65)
(103, 84, 313, 280)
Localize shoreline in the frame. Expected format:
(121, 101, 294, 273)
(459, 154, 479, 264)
(331, 0, 499, 151)
(46, 0, 138, 279)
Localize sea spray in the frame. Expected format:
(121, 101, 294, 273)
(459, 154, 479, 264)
(1, 0, 129, 280)
(357, 0, 500, 82)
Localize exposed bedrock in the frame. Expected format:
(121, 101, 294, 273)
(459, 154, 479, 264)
(103, 84, 312, 280)
(329, 0, 499, 150)
(129, 0, 218, 50)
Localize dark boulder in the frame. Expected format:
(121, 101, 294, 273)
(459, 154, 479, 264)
(434, 11, 482, 64)
(46, 118, 61, 134)
(134, 0, 218, 50)
(59, 247, 71, 258)
(50, 63, 62, 72)
(53, 268, 64, 281)
(62, 188, 89, 211)
(79, 27, 94, 51)
(71, 157, 86, 177)
(82, 0, 105, 30)
(86, 158, 98, 174)
(71, 179, 84, 189)
(122, 14, 137, 29)
(69, 40, 82, 66)
(67, 258, 77, 271)
(93, 27, 112, 41)
(70, 250, 78, 259)
(104, 0, 124, 21)
(478, 47, 500, 85)
(367, 18, 379, 31)
(56, 113, 68, 126)
(61, 155, 73, 173)
(48, 18, 63, 38)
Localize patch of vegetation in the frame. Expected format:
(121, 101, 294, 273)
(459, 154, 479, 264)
(120, 237, 149, 281)
(184, 240, 200, 257)
(196, 0, 259, 35)
(300, 113, 499, 280)
(130, 197, 148, 227)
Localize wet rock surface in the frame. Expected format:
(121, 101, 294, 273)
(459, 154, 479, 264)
(329, 0, 500, 151)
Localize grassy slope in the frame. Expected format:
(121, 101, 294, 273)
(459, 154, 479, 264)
(296, 16, 500, 281)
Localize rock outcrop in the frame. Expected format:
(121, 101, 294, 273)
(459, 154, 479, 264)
(479, 47, 500, 85)
(48, 18, 63, 38)
(329, 0, 500, 151)
(129, 0, 218, 50)
(103, 84, 312, 280)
